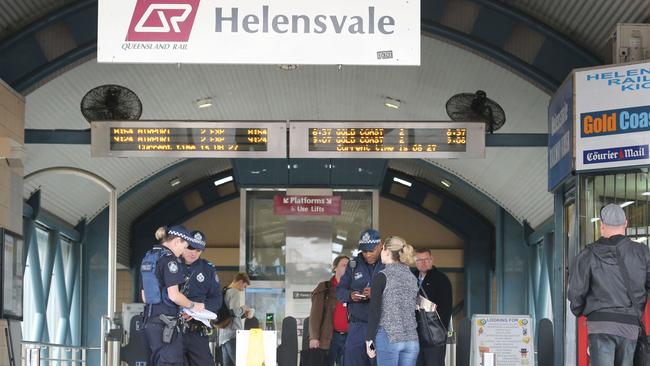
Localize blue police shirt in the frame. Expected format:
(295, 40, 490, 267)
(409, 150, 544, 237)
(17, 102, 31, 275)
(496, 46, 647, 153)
(183, 258, 223, 313)
(335, 253, 385, 322)
(143, 246, 187, 317)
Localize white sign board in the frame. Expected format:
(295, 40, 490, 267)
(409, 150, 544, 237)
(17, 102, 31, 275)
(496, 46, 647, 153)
(575, 61, 650, 171)
(235, 330, 277, 366)
(470, 314, 535, 366)
(98, 0, 420, 65)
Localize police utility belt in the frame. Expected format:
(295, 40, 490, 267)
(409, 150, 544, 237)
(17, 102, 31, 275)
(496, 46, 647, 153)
(185, 319, 213, 337)
(147, 314, 180, 344)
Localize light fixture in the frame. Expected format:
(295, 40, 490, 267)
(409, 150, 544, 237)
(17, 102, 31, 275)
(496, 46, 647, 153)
(169, 177, 181, 187)
(393, 177, 412, 187)
(384, 97, 401, 110)
(196, 97, 213, 109)
(214, 176, 233, 187)
(643, 192, 650, 196)
(441, 179, 452, 188)
(636, 237, 648, 242)
(620, 201, 635, 208)
(591, 217, 601, 223)
(336, 234, 347, 241)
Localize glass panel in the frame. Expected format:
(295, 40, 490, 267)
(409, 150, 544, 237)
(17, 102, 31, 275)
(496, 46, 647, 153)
(245, 287, 285, 332)
(246, 190, 373, 280)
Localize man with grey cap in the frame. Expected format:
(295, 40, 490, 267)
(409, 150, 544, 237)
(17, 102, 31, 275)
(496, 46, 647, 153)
(569, 203, 650, 365)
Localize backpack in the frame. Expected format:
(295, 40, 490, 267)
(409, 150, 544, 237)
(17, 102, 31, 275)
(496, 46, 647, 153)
(214, 287, 235, 329)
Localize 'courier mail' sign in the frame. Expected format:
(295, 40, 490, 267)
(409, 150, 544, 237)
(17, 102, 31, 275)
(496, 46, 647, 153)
(98, 0, 420, 65)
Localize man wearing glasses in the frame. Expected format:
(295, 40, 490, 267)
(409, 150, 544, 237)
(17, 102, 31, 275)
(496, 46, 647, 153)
(413, 249, 452, 366)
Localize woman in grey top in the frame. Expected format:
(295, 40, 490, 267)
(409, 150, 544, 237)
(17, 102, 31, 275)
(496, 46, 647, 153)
(365, 236, 419, 366)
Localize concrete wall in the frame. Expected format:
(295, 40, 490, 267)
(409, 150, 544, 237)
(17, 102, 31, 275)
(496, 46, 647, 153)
(0, 80, 23, 366)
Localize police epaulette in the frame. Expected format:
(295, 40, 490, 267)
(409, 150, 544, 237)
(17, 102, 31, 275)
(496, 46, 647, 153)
(349, 259, 357, 269)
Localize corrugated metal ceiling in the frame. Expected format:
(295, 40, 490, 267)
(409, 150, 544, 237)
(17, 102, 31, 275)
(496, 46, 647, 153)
(0, 0, 76, 41)
(504, 0, 650, 59)
(24, 36, 553, 245)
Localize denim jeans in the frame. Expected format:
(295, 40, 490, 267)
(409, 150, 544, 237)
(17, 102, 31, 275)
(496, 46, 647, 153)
(329, 332, 347, 366)
(375, 327, 419, 366)
(220, 339, 236, 366)
(588, 333, 637, 366)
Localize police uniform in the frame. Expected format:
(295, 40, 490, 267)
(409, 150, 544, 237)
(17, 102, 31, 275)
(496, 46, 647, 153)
(336, 229, 384, 366)
(141, 225, 193, 366)
(182, 231, 223, 366)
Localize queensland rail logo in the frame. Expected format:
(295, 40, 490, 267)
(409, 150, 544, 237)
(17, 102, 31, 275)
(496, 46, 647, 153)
(126, 0, 200, 42)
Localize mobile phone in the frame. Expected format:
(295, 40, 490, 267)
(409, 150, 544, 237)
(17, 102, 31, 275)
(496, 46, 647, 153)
(369, 341, 375, 351)
(356, 294, 367, 299)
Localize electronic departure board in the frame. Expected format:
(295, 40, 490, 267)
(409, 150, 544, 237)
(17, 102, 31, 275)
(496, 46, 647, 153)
(91, 121, 287, 158)
(289, 122, 485, 158)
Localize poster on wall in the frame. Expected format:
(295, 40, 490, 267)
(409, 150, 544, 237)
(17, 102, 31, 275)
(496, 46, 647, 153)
(98, 0, 420, 65)
(574, 61, 650, 171)
(1, 228, 24, 320)
(470, 314, 535, 366)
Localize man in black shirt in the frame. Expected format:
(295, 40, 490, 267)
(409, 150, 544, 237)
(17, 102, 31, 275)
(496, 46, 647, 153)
(413, 248, 452, 366)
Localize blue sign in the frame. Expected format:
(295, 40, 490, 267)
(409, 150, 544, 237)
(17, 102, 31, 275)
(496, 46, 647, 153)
(548, 76, 574, 191)
(579, 105, 650, 138)
(583, 144, 649, 165)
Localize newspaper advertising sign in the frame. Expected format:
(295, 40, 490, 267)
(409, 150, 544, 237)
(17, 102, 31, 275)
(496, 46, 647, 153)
(575, 61, 650, 171)
(470, 314, 535, 366)
(98, 0, 420, 65)
(548, 75, 574, 191)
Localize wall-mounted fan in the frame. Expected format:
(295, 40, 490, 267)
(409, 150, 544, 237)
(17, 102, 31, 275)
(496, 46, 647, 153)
(80, 84, 142, 122)
(445, 90, 506, 133)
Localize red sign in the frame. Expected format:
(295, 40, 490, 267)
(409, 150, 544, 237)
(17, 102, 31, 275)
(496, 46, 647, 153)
(126, 0, 200, 42)
(273, 195, 342, 216)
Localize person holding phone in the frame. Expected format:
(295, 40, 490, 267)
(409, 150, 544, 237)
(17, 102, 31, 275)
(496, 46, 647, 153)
(365, 236, 419, 366)
(336, 229, 384, 366)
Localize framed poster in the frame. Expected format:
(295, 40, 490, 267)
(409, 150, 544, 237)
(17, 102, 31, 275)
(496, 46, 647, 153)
(1, 228, 25, 320)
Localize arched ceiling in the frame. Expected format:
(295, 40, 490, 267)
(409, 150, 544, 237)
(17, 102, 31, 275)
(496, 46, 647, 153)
(23, 35, 552, 232)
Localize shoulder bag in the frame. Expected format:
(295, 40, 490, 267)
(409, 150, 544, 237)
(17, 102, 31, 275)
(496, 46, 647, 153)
(415, 281, 448, 347)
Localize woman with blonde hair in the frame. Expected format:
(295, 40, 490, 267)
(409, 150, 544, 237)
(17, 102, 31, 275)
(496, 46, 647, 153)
(365, 236, 419, 366)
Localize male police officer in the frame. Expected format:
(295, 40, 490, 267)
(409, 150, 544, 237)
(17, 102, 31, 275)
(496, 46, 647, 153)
(336, 229, 384, 366)
(182, 231, 223, 366)
(141, 225, 205, 366)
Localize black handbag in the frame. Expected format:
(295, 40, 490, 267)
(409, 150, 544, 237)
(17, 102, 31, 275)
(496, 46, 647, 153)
(415, 292, 447, 347)
(614, 246, 650, 366)
(299, 348, 328, 366)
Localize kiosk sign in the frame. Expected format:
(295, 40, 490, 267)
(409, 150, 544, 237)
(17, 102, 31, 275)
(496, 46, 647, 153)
(575, 61, 650, 171)
(470, 314, 535, 366)
(98, 0, 420, 65)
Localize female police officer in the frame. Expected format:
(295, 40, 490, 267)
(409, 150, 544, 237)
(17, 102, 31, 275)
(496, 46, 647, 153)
(141, 225, 205, 366)
(181, 230, 223, 366)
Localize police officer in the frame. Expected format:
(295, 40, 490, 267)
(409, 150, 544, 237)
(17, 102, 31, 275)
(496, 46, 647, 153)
(140, 225, 205, 366)
(181, 231, 223, 366)
(336, 229, 384, 366)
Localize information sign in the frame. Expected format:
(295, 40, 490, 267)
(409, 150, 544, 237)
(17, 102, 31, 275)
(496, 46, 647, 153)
(470, 314, 535, 366)
(91, 121, 287, 158)
(289, 121, 485, 158)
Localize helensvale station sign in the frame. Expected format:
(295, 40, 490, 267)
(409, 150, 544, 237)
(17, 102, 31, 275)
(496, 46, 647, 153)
(98, 0, 420, 65)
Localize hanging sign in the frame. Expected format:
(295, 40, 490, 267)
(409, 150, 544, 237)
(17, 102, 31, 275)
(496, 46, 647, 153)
(470, 314, 535, 366)
(273, 195, 342, 216)
(575, 61, 650, 171)
(547, 76, 574, 191)
(97, 0, 420, 65)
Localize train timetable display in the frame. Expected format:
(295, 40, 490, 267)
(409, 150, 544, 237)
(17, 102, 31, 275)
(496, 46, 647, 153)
(290, 122, 485, 158)
(91, 121, 287, 158)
